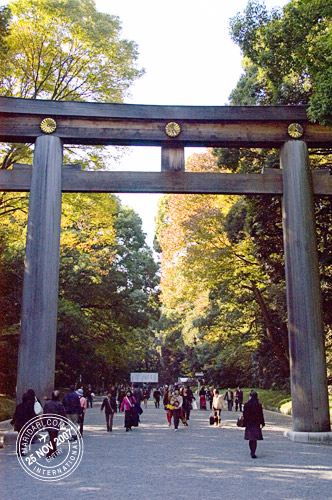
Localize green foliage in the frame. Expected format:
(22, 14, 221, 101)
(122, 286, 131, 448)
(1, 0, 143, 102)
(0, 193, 161, 393)
(0, 5, 10, 54)
(222, 387, 292, 412)
(229, 0, 332, 122)
(226, 0, 332, 386)
(0, 394, 15, 421)
(56, 200, 160, 388)
(0, 0, 144, 171)
(155, 152, 290, 389)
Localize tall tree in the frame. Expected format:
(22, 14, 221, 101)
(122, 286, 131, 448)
(156, 151, 290, 388)
(229, 0, 332, 124)
(0, 0, 144, 170)
(225, 0, 332, 386)
(0, 194, 161, 393)
(1, 0, 143, 102)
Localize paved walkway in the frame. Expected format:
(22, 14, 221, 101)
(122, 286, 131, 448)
(0, 398, 332, 500)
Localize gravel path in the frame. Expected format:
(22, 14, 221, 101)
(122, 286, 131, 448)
(0, 398, 331, 500)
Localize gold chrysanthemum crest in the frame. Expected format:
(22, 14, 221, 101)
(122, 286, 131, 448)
(287, 123, 304, 139)
(40, 118, 57, 134)
(165, 122, 181, 138)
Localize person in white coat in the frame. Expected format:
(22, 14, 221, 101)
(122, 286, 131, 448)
(212, 389, 226, 427)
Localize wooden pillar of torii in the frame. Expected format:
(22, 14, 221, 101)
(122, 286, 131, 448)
(281, 141, 330, 433)
(16, 135, 63, 403)
(0, 97, 331, 436)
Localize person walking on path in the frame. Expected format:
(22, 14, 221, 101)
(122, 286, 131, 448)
(163, 385, 173, 426)
(181, 387, 191, 422)
(199, 386, 207, 410)
(170, 388, 183, 431)
(26, 388, 43, 416)
(224, 388, 234, 411)
(109, 387, 118, 412)
(185, 386, 195, 419)
(235, 387, 243, 412)
(212, 389, 226, 426)
(76, 389, 87, 436)
(243, 390, 265, 459)
(153, 388, 161, 408)
(120, 390, 137, 432)
(206, 388, 213, 410)
(118, 386, 126, 411)
(11, 393, 35, 456)
(86, 388, 94, 408)
(101, 393, 116, 432)
(62, 385, 81, 440)
(133, 385, 142, 407)
(142, 387, 150, 409)
(43, 390, 66, 457)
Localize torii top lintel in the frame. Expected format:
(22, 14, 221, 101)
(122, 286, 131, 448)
(0, 97, 332, 148)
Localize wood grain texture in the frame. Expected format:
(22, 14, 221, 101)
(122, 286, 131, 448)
(2, 168, 332, 195)
(0, 96, 309, 120)
(281, 140, 331, 432)
(161, 147, 185, 172)
(16, 135, 63, 404)
(1, 117, 332, 147)
(1, 96, 332, 147)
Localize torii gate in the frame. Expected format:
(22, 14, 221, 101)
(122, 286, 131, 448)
(0, 96, 331, 442)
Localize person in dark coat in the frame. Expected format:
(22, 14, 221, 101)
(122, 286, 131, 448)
(243, 390, 265, 459)
(43, 390, 66, 457)
(11, 393, 35, 456)
(224, 388, 234, 411)
(153, 388, 161, 408)
(235, 387, 244, 412)
(12, 393, 35, 431)
(86, 388, 94, 408)
(101, 393, 116, 431)
(26, 388, 43, 416)
(181, 387, 191, 422)
(133, 384, 142, 402)
(62, 385, 81, 439)
(118, 387, 126, 411)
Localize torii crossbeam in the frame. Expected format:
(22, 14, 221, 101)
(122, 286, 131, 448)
(0, 97, 331, 439)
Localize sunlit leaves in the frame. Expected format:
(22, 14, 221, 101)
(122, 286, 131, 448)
(229, 0, 332, 122)
(2, 0, 143, 102)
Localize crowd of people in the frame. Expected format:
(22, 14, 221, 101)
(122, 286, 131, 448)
(11, 383, 265, 459)
(198, 386, 244, 412)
